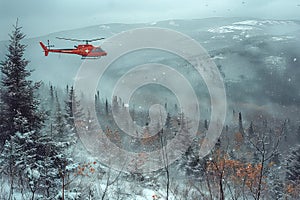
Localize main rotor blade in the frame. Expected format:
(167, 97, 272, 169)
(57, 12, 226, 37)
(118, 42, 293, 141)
(88, 38, 105, 42)
(56, 37, 105, 42)
(56, 37, 84, 42)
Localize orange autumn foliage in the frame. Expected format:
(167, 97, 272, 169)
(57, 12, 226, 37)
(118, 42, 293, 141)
(234, 132, 244, 149)
(206, 151, 264, 190)
(74, 161, 97, 177)
(105, 127, 121, 144)
(285, 183, 300, 198)
(142, 130, 158, 145)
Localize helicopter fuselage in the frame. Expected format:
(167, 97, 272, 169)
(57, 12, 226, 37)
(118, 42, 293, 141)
(40, 42, 107, 58)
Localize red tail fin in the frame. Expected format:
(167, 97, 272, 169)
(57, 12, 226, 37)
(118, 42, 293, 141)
(39, 42, 49, 56)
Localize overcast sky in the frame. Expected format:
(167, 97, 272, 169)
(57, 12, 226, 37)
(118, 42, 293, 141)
(0, 0, 300, 41)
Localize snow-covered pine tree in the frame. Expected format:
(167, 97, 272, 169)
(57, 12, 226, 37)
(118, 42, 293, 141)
(53, 92, 72, 142)
(0, 21, 67, 199)
(65, 86, 84, 134)
(286, 145, 300, 184)
(0, 128, 65, 199)
(0, 132, 24, 199)
(179, 146, 205, 179)
(46, 84, 56, 138)
(34, 133, 64, 199)
(65, 86, 75, 130)
(105, 98, 109, 116)
(269, 173, 284, 199)
(49, 91, 80, 199)
(0, 21, 44, 145)
(0, 85, 7, 146)
(95, 90, 101, 117)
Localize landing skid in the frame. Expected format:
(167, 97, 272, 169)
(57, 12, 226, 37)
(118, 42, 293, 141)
(81, 56, 101, 60)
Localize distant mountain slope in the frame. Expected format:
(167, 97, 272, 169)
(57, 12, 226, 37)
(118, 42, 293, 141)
(0, 17, 299, 121)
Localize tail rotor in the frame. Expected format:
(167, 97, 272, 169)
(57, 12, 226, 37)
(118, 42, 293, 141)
(39, 41, 49, 56)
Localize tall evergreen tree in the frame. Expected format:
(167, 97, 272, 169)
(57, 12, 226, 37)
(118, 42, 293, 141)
(0, 85, 7, 144)
(54, 92, 68, 139)
(238, 112, 244, 134)
(65, 86, 75, 129)
(248, 121, 254, 137)
(0, 21, 52, 199)
(0, 21, 44, 145)
(105, 98, 109, 116)
(64, 86, 84, 133)
(286, 145, 300, 184)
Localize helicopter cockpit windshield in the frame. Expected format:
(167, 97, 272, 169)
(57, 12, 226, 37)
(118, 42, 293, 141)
(91, 47, 105, 53)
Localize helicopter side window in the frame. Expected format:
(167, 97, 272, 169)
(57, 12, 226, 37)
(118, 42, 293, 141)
(91, 48, 104, 53)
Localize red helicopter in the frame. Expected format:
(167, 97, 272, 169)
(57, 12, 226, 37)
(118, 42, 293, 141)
(39, 37, 107, 59)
